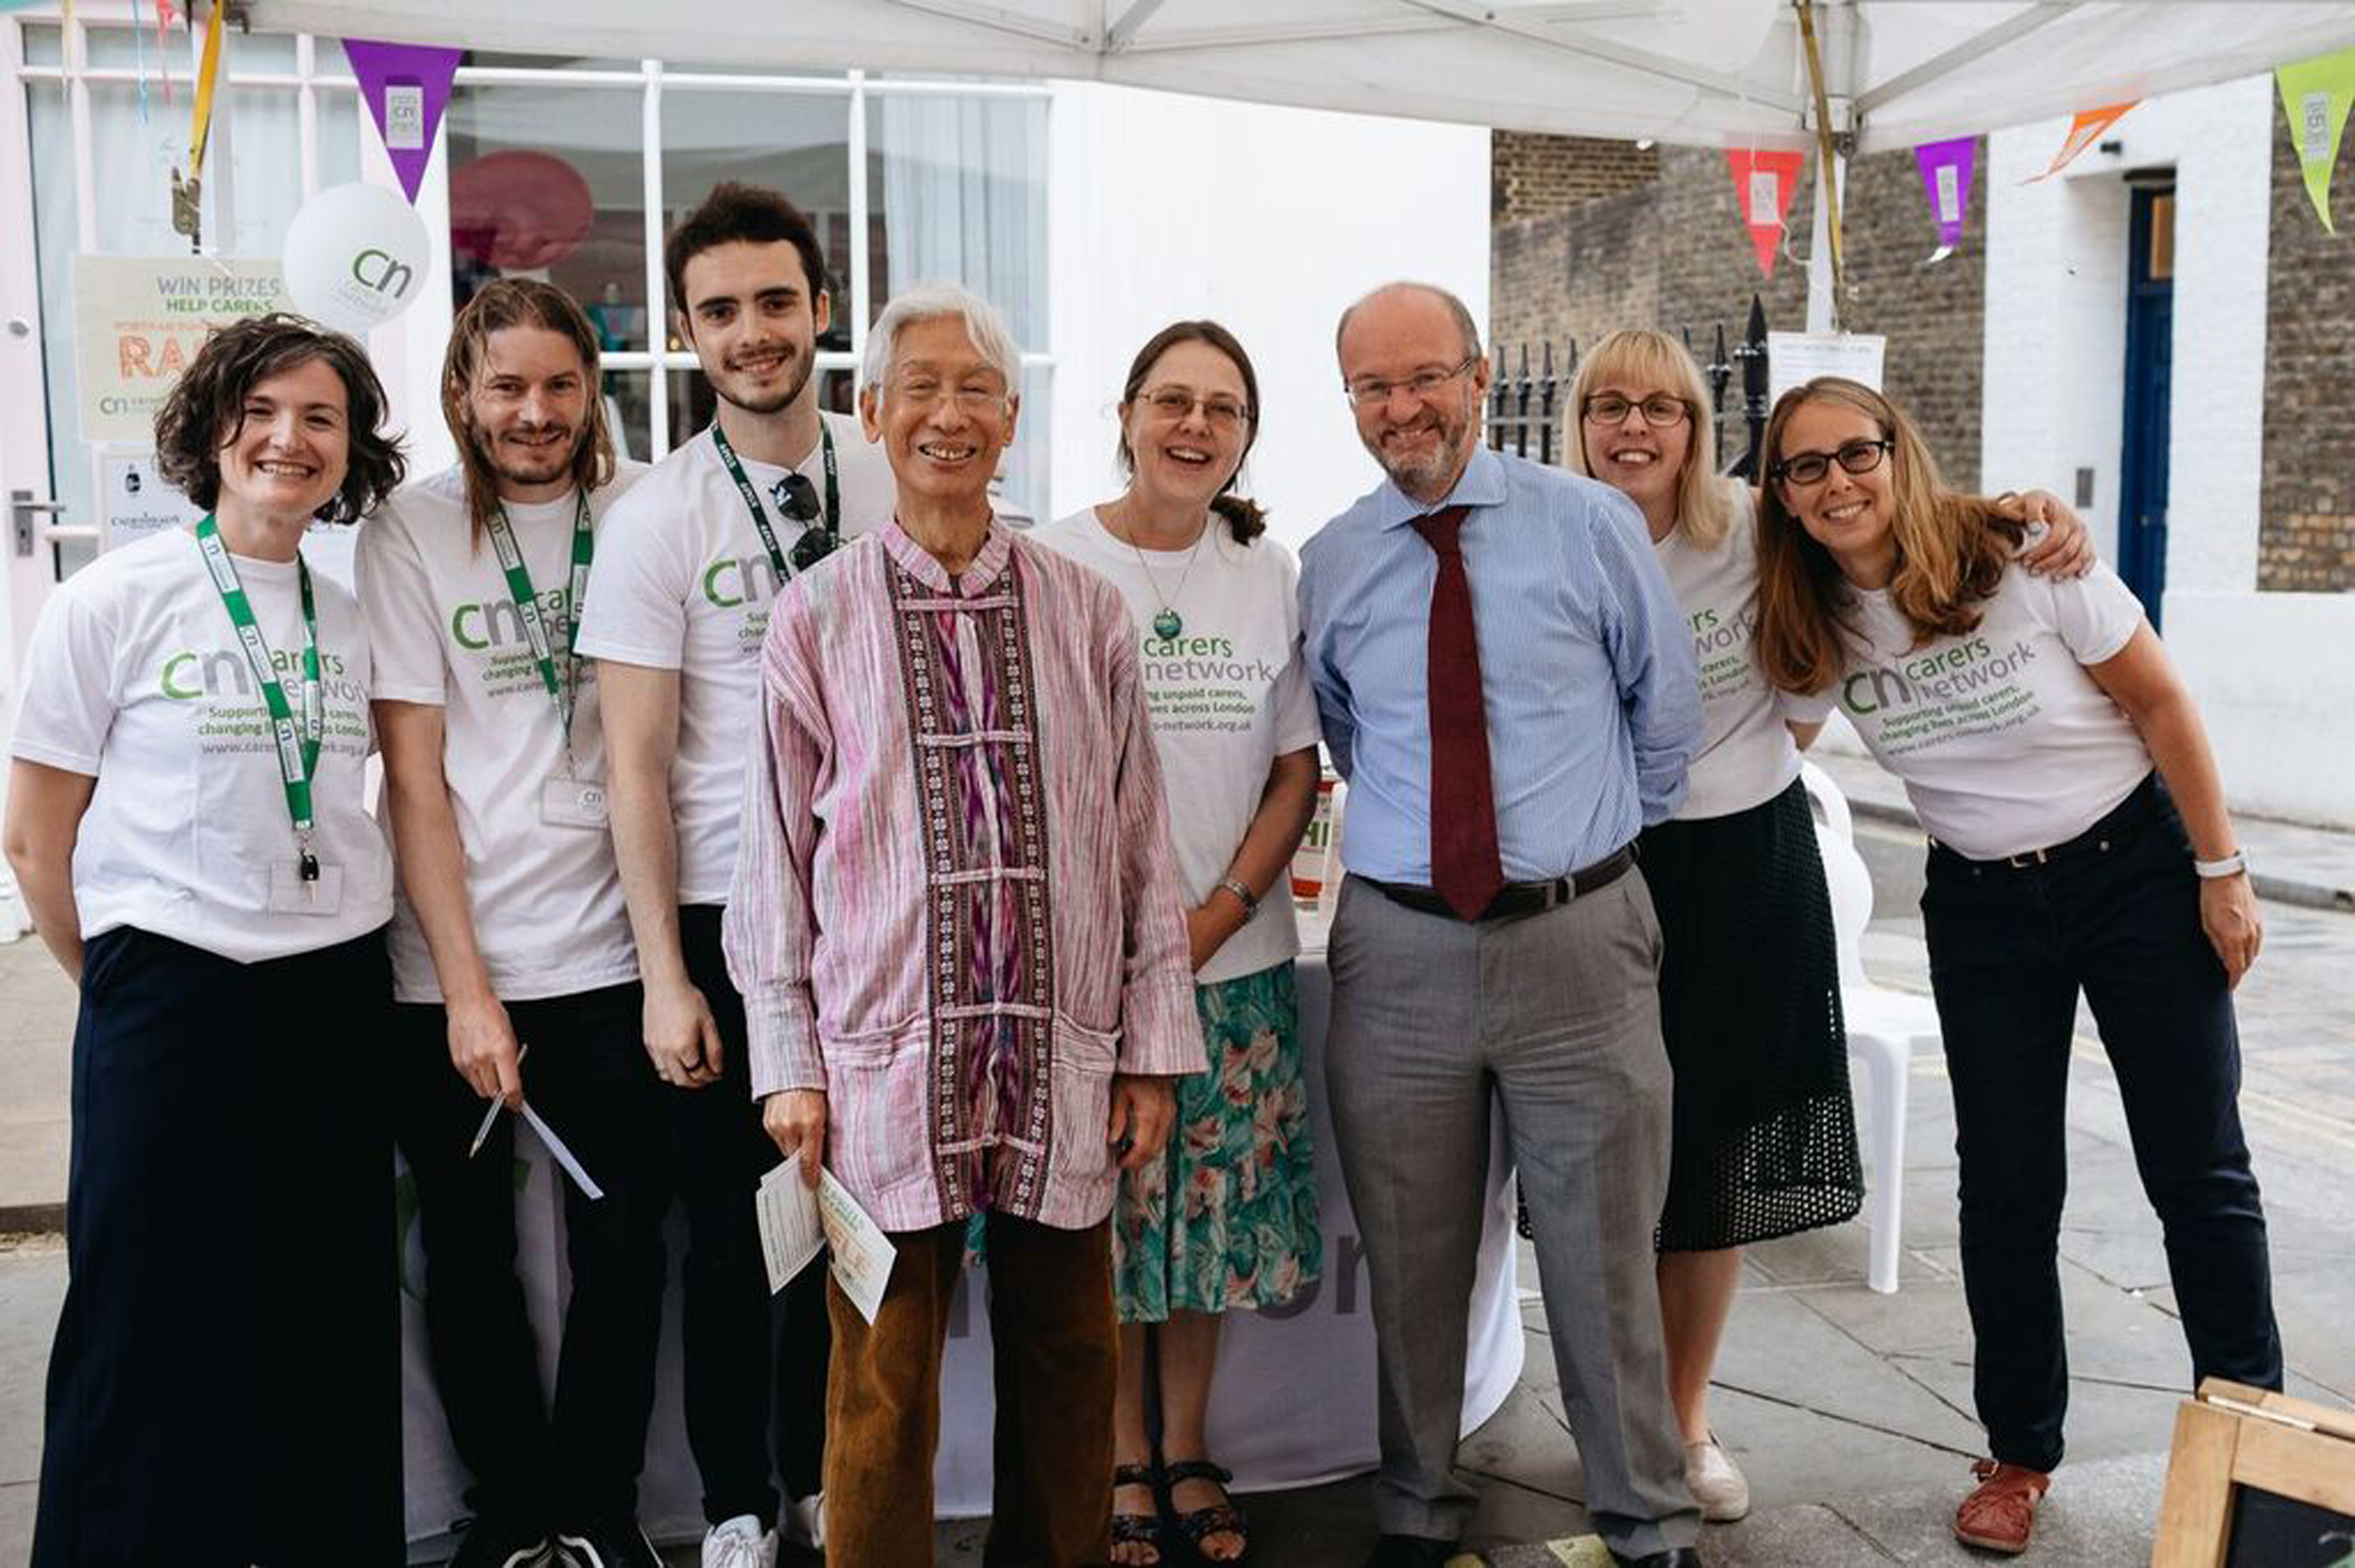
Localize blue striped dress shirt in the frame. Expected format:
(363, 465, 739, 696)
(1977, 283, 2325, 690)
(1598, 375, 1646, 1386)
(1298, 444, 1702, 885)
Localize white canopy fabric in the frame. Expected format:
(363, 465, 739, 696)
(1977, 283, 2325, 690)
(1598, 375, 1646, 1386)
(244, 1, 2355, 154)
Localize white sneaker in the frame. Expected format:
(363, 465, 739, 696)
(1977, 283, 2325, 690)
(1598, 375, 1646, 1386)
(784, 1492, 824, 1550)
(701, 1514, 779, 1568)
(1685, 1434, 1752, 1522)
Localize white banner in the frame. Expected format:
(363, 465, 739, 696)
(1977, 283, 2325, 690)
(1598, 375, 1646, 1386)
(400, 951, 1525, 1555)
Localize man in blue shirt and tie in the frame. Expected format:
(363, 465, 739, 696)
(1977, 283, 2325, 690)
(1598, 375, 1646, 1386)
(1300, 282, 1705, 1568)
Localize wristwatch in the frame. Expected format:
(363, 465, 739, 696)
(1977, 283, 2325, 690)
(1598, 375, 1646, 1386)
(1218, 876, 1261, 919)
(2193, 850, 2248, 880)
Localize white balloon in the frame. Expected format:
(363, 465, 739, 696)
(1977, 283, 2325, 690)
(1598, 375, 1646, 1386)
(281, 182, 431, 336)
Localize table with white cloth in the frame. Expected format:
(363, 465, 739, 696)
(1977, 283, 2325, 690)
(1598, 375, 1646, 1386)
(399, 943, 1525, 1555)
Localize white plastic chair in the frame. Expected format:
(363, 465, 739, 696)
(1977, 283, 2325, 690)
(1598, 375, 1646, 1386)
(1799, 761, 1943, 1295)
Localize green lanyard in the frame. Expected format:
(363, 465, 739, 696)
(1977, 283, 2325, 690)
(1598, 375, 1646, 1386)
(710, 419, 839, 580)
(484, 491, 594, 755)
(194, 515, 324, 880)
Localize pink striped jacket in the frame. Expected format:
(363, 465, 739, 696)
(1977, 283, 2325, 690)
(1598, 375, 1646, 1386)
(725, 519, 1204, 1232)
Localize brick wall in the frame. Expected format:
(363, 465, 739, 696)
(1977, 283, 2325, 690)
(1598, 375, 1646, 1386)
(2259, 112, 2355, 593)
(1492, 132, 1659, 225)
(1492, 140, 1987, 488)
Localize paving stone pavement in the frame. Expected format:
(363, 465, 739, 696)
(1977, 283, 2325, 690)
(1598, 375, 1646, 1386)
(0, 799, 2349, 1566)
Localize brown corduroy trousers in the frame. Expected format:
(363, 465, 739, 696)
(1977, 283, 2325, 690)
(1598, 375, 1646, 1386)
(822, 1213, 1117, 1567)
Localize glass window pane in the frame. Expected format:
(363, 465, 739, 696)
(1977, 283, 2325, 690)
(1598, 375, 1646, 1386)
(660, 89, 853, 350)
(998, 363, 1050, 528)
(864, 93, 1048, 350)
(598, 369, 655, 465)
(443, 82, 651, 350)
(23, 22, 62, 66)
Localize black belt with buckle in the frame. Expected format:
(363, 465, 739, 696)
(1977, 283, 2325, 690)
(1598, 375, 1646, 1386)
(1931, 772, 2160, 872)
(1363, 843, 1637, 922)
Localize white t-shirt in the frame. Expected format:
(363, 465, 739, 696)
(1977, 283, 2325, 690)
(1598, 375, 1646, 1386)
(1790, 560, 2151, 859)
(358, 462, 651, 1003)
(10, 528, 393, 962)
(1032, 507, 1323, 986)
(1654, 483, 1809, 820)
(574, 410, 893, 905)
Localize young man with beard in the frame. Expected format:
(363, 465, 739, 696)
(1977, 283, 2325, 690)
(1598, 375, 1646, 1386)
(1298, 283, 1706, 1568)
(359, 278, 666, 1567)
(576, 183, 892, 1568)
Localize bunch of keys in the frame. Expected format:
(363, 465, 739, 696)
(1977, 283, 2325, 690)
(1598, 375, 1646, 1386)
(170, 166, 202, 250)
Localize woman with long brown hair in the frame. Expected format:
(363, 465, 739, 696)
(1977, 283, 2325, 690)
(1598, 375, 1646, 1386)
(1752, 376, 2278, 1558)
(1033, 320, 1323, 1566)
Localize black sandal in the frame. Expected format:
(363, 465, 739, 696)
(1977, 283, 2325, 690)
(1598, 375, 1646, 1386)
(1164, 1459, 1249, 1562)
(1112, 1461, 1166, 1565)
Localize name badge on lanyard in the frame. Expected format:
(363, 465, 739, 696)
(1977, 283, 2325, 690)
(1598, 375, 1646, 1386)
(194, 516, 342, 912)
(484, 495, 609, 832)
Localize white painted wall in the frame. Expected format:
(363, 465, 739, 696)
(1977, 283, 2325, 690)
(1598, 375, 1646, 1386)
(1982, 76, 2272, 581)
(1979, 76, 2352, 829)
(2166, 593, 2355, 829)
(1046, 81, 1491, 555)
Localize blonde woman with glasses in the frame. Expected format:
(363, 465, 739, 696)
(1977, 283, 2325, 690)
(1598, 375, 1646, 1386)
(1563, 332, 2090, 1527)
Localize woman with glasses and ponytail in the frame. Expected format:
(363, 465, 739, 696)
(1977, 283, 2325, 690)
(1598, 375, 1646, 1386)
(1751, 375, 2279, 1558)
(1032, 321, 1323, 1567)
(1563, 334, 2092, 1532)
(6, 313, 406, 1565)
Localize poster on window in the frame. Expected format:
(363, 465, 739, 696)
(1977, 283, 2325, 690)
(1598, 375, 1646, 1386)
(71, 255, 288, 445)
(1767, 331, 1887, 406)
(93, 444, 203, 551)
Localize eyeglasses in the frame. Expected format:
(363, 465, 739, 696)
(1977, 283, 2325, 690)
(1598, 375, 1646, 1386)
(887, 374, 1010, 411)
(1771, 438, 1894, 487)
(1139, 385, 1251, 429)
(771, 474, 839, 570)
(1582, 393, 1691, 428)
(1343, 355, 1478, 409)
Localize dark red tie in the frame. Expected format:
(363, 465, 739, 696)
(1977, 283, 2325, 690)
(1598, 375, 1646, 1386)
(1410, 505, 1503, 920)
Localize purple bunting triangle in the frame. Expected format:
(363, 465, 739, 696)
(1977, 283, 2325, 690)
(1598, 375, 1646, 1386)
(1914, 136, 1976, 260)
(345, 38, 463, 206)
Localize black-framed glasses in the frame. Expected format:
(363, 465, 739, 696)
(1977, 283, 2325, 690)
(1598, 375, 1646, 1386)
(1771, 438, 1893, 487)
(772, 474, 839, 570)
(1343, 355, 1478, 409)
(1582, 393, 1691, 428)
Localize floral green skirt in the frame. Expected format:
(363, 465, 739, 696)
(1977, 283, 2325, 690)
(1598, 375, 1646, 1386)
(1113, 960, 1323, 1324)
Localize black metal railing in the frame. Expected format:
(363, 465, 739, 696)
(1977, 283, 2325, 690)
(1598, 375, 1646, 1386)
(1488, 295, 1772, 480)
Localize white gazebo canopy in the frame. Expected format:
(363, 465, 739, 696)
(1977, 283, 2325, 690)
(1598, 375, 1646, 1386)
(245, 1, 2355, 154)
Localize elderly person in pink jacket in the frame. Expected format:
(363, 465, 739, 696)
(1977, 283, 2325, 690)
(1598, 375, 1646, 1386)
(724, 282, 1204, 1568)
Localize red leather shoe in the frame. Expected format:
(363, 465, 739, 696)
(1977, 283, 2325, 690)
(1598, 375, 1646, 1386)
(1954, 1458, 2052, 1554)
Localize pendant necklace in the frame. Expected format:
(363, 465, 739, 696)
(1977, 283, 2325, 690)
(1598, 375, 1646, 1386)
(1116, 504, 1208, 640)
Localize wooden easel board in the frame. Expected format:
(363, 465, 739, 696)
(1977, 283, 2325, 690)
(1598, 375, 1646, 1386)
(2153, 1379, 2355, 1566)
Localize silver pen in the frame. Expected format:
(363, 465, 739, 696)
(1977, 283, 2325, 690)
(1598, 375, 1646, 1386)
(465, 1042, 531, 1158)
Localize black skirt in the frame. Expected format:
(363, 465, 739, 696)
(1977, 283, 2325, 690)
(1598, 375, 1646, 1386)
(1640, 775, 1864, 1252)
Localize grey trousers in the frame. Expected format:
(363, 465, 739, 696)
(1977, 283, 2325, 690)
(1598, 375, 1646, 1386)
(1327, 869, 1700, 1557)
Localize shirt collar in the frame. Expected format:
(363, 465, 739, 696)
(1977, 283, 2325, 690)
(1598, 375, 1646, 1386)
(880, 513, 1012, 594)
(1374, 442, 1508, 531)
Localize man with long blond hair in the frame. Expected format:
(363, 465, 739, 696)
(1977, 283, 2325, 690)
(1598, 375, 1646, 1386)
(359, 277, 669, 1568)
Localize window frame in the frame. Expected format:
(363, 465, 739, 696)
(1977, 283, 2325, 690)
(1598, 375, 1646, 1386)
(10, 9, 1053, 476)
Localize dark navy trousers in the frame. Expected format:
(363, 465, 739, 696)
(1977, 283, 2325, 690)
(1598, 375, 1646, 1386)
(1922, 776, 2280, 1473)
(34, 926, 402, 1567)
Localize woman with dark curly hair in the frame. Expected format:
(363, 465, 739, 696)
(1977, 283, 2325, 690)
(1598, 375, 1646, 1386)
(5, 313, 409, 1566)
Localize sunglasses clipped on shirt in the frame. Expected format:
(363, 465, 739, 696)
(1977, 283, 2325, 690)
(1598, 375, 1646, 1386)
(770, 472, 840, 571)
